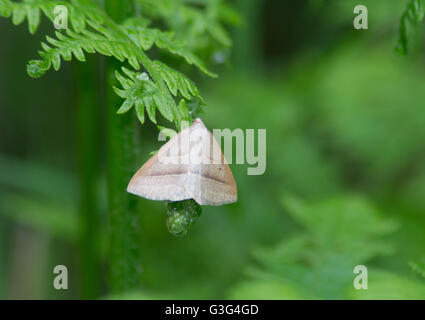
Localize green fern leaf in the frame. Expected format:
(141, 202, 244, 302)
(152, 60, 203, 102)
(136, 0, 238, 49)
(0, 0, 64, 34)
(396, 0, 425, 54)
(114, 67, 171, 124)
(0, 0, 231, 130)
(121, 24, 217, 77)
(410, 260, 425, 278)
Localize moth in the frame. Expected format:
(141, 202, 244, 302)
(127, 118, 237, 206)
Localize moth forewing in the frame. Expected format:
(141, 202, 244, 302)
(127, 118, 237, 206)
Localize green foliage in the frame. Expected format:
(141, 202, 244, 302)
(0, 154, 79, 242)
(0, 0, 237, 244)
(121, 17, 217, 77)
(230, 281, 304, 300)
(396, 0, 425, 54)
(0, 0, 53, 34)
(0, 0, 236, 129)
(135, 0, 240, 48)
(230, 196, 398, 299)
(410, 259, 425, 278)
(4, 0, 425, 300)
(313, 45, 425, 186)
(347, 271, 425, 299)
(197, 36, 425, 298)
(113, 64, 203, 128)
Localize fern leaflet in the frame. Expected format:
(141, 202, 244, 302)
(396, 0, 425, 55)
(0, 0, 235, 129)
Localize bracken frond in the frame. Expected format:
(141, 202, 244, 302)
(396, 0, 425, 55)
(0, 0, 236, 128)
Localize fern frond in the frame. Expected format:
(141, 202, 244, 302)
(121, 21, 217, 77)
(0, 0, 103, 33)
(27, 28, 141, 77)
(0, 0, 56, 34)
(152, 60, 203, 102)
(410, 260, 425, 279)
(396, 0, 425, 55)
(0, 0, 227, 129)
(135, 0, 239, 47)
(114, 64, 200, 128)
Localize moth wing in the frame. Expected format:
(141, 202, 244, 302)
(127, 128, 194, 201)
(127, 118, 238, 206)
(195, 129, 237, 205)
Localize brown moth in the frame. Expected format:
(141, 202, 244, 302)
(127, 118, 237, 206)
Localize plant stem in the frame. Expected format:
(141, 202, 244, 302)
(233, 0, 263, 71)
(104, 0, 142, 293)
(74, 56, 101, 299)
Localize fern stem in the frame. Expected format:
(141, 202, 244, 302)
(74, 57, 102, 299)
(104, 0, 142, 294)
(233, 0, 263, 71)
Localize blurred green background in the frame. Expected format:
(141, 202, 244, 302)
(1, 0, 425, 299)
